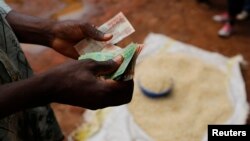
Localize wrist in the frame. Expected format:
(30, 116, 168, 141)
(6, 10, 57, 47)
(37, 19, 57, 47)
(38, 71, 58, 103)
(24, 73, 54, 105)
(39, 68, 68, 103)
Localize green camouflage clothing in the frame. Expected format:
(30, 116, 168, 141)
(0, 2, 64, 141)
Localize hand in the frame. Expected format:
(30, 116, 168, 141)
(6, 11, 111, 58)
(0, 56, 133, 118)
(51, 21, 113, 59)
(46, 56, 134, 110)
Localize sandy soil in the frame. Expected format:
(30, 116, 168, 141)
(6, 0, 250, 138)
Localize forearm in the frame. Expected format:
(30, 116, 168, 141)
(5, 10, 56, 47)
(0, 74, 52, 118)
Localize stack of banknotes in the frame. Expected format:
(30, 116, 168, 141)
(76, 12, 143, 81)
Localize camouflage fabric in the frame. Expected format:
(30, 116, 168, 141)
(0, 7, 64, 141)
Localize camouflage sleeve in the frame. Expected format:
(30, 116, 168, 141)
(20, 106, 65, 141)
(0, 0, 11, 16)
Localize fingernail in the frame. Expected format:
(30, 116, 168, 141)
(104, 33, 113, 38)
(113, 55, 123, 64)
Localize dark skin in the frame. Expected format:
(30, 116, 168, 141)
(0, 10, 134, 118)
(6, 11, 113, 59)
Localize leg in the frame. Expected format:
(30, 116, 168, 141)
(244, 0, 250, 13)
(217, 0, 244, 37)
(227, 0, 244, 25)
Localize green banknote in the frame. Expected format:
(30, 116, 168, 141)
(78, 43, 137, 80)
(78, 52, 116, 61)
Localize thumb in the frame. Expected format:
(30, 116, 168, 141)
(92, 55, 123, 76)
(83, 23, 113, 41)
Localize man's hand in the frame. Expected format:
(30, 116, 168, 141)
(6, 11, 112, 59)
(0, 56, 134, 118)
(50, 21, 112, 59)
(47, 55, 133, 109)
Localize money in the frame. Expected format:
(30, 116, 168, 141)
(120, 44, 143, 81)
(77, 12, 142, 81)
(75, 12, 135, 55)
(111, 43, 137, 80)
(79, 43, 139, 80)
(79, 52, 116, 62)
(98, 12, 135, 44)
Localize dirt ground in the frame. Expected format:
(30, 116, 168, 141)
(6, 0, 250, 138)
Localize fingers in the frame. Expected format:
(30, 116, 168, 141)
(113, 55, 124, 65)
(89, 55, 123, 76)
(82, 23, 113, 41)
(52, 38, 79, 59)
(98, 79, 134, 107)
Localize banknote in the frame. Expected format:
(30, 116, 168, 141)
(111, 43, 137, 80)
(78, 43, 138, 80)
(98, 12, 135, 44)
(119, 44, 143, 81)
(75, 12, 135, 55)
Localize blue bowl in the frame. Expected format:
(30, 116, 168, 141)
(137, 79, 174, 98)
